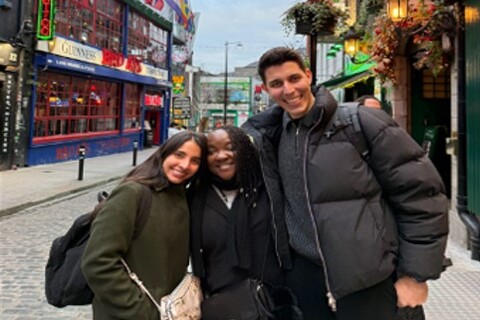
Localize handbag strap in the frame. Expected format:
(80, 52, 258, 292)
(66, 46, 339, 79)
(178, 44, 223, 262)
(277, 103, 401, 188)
(120, 258, 162, 312)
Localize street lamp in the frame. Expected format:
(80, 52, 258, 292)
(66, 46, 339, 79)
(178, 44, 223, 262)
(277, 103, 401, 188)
(223, 41, 242, 126)
(386, 0, 408, 22)
(342, 27, 371, 64)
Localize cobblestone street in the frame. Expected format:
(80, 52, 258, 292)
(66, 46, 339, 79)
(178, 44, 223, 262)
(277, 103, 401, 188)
(1, 181, 480, 320)
(0, 183, 119, 320)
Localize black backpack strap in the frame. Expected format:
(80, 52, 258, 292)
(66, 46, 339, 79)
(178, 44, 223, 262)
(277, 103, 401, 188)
(132, 184, 153, 240)
(325, 102, 370, 162)
(341, 103, 370, 162)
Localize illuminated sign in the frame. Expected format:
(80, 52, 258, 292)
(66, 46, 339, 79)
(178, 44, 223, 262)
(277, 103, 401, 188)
(172, 75, 185, 94)
(144, 94, 163, 107)
(37, 0, 56, 40)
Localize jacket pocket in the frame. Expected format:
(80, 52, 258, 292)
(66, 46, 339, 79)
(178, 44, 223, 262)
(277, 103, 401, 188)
(312, 200, 397, 298)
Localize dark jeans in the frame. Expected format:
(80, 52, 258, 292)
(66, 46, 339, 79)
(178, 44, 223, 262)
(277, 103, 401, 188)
(285, 252, 397, 320)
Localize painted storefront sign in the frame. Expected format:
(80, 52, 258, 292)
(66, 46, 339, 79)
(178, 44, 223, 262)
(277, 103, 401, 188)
(144, 0, 174, 22)
(1, 73, 15, 155)
(37, 36, 168, 81)
(28, 135, 138, 165)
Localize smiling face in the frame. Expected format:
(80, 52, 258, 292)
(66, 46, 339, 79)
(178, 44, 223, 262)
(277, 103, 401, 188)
(162, 139, 202, 184)
(207, 129, 236, 181)
(262, 61, 315, 119)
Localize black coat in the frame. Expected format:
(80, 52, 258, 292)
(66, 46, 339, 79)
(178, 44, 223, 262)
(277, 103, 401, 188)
(189, 183, 283, 295)
(242, 86, 448, 300)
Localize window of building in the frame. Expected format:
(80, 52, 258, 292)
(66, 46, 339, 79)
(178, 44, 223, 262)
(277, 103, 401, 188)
(34, 71, 121, 142)
(56, 0, 124, 51)
(124, 83, 141, 130)
(128, 11, 168, 69)
(422, 69, 450, 99)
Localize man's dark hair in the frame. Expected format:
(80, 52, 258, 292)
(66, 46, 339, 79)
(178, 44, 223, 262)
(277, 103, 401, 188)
(218, 125, 262, 194)
(257, 47, 307, 84)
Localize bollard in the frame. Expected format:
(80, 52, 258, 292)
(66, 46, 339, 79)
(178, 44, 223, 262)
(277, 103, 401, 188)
(132, 140, 138, 166)
(78, 145, 86, 181)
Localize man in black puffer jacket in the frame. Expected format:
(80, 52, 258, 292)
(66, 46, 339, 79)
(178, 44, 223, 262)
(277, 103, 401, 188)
(242, 47, 448, 320)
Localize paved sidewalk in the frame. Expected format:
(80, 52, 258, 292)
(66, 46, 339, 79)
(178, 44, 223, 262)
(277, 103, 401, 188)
(0, 147, 159, 216)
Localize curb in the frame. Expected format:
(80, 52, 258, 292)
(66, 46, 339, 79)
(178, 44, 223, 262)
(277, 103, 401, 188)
(0, 176, 123, 218)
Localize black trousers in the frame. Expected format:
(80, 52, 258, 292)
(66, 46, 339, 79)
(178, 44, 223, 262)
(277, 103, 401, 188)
(285, 252, 397, 320)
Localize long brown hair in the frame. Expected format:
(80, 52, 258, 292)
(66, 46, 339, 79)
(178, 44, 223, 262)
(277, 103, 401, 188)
(122, 131, 208, 189)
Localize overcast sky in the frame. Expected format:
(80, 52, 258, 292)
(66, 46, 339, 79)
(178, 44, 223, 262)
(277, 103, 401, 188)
(190, 0, 304, 74)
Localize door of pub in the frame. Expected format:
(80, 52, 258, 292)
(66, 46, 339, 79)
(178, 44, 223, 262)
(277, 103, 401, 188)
(410, 68, 451, 197)
(144, 110, 161, 145)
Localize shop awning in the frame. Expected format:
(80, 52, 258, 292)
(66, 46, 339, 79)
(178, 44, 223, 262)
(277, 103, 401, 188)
(320, 70, 374, 90)
(320, 57, 376, 90)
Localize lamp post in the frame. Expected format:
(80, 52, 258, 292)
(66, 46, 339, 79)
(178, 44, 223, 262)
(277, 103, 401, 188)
(223, 41, 242, 126)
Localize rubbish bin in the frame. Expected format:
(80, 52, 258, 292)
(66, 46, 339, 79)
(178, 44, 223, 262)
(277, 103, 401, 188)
(422, 125, 450, 196)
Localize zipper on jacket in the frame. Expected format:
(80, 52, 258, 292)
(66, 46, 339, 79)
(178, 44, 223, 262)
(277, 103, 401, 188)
(295, 124, 300, 153)
(303, 111, 337, 312)
(258, 150, 282, 269)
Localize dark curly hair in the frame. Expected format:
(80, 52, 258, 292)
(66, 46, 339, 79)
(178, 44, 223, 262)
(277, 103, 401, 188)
(217, 125, 262, 194)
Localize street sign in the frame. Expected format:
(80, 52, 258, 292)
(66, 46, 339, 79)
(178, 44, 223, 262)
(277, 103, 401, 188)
(172, 96, 191, 119)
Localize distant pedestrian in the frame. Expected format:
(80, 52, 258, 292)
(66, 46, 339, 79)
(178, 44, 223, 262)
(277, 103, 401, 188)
(355, 94, 382, 109)
(168, 122, 180, 138)
(82, 131, 207, 320)
(242, 47, 448, 320)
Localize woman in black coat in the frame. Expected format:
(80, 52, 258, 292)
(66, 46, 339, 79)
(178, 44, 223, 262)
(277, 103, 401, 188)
(188, 126, 302, 320)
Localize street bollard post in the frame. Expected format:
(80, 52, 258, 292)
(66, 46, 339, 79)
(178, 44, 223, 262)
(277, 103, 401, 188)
(132, 140, 138, 166)
(78, 145, 86, 181)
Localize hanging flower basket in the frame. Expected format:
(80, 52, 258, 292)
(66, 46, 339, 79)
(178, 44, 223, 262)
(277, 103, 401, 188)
(295, 15, 337, 35)
(282, 0, 348, 36)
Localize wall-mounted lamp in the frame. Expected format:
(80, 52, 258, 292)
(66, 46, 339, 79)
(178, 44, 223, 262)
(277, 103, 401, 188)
(386, 0, 408, 22)
(343, 27, 360, 58)
(343, 27, 371, 64)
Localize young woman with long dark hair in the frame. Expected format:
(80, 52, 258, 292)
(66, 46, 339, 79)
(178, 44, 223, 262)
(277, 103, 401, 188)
(82, 131, 207, 320)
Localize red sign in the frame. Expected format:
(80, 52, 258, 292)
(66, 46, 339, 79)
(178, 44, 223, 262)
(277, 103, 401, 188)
(145, 0, 164, 11)
(101, 49, 125, 67)
(126, 56, 142, 73)
(145, 94, 163, 107)
(101, 49, 142, 74)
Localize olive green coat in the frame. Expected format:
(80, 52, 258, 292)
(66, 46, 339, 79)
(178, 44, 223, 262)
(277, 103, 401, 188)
(82, 181, 189, 320)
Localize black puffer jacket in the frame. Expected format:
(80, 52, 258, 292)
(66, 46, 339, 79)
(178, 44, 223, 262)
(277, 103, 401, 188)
(242, 86, 448, 300)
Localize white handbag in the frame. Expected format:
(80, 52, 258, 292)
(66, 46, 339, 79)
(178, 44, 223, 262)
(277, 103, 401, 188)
(121, 259, 203, 320)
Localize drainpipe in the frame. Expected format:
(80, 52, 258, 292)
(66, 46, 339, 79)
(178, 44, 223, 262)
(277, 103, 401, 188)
(455, 1, 480, 261)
